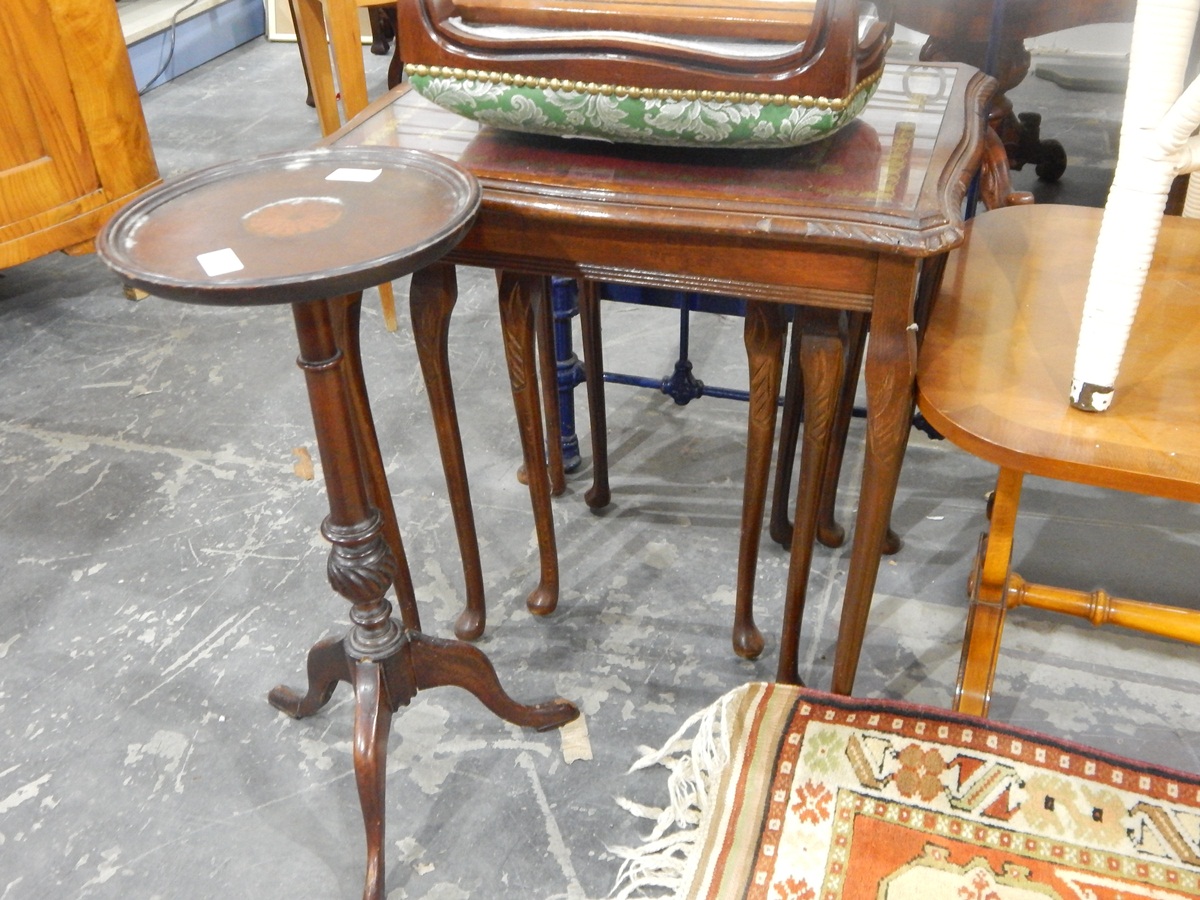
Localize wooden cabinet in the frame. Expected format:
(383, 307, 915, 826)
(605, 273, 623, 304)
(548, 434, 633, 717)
(0, 0, 160, 268)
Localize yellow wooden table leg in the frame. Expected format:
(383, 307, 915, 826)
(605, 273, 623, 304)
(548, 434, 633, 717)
(378, 281, 397, 332)
(955, 466, 1024, 716)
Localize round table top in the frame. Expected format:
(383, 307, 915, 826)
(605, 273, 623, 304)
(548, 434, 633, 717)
(97, 147, 480, 306)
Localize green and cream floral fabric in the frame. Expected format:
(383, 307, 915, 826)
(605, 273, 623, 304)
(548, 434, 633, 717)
(406, 66, 881, 148)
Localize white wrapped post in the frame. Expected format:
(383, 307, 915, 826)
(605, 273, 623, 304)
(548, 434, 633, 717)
(1070, 0, 1200, 411)
(1184, 155, 1200, 216)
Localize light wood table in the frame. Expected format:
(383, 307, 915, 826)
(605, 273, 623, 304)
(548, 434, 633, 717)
(917, 204, 1200, 716)
(330, 63, 993, 691)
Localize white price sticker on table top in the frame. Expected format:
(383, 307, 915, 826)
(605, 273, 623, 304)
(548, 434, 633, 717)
(326, 168, 382, 183)
(197, 247, 244, 277)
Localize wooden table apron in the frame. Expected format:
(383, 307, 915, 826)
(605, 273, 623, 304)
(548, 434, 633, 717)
(329, 64, 992, 693)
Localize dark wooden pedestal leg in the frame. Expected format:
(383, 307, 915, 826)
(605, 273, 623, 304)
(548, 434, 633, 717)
(409, 264, 487, 640)
(267, 635, 350, 717)
(776, 308, 845, 684)
(577, 280, 611, 509)
(497, 272, 560, 616)
(269, 292, 578, 900)
(733, 300, 787, 659)
(408, 632, 582, 728)
(353, 659, 398, 900)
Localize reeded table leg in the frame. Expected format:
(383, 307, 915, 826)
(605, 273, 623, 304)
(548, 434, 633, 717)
(270, 290, 577, 900)
(497, 271, 560, 616)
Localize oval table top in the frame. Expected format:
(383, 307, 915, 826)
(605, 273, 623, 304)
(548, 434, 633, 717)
(917, 203, 1200, 504)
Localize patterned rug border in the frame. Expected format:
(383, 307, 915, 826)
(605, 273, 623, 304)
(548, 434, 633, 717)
(783, 685, 1200, 785)
(611, 682, 1200, 899)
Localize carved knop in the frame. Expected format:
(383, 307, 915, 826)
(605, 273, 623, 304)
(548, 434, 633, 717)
(324, 512, 399, 607)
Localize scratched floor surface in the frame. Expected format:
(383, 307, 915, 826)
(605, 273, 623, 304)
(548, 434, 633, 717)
(1, 36, 1197, 900)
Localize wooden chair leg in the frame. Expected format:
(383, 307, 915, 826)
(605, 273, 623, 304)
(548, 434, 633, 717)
(378, 281, 398, 332)
(291, 0, 341, 134)
(956, 466, 1024, 716)
(285, 0, 317, 108)
(292, 1, 397, 332)
(382, 7, 403, 88)
(326, 0, 370, 119)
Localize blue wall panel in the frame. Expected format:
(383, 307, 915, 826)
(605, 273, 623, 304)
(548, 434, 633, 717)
(129, 0, 266, 93)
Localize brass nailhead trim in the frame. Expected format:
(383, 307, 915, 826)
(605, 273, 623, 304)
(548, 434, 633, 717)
(405, 64, 882, 111)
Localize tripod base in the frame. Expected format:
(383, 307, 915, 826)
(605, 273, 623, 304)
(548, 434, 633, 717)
(269, 625, 579, 900)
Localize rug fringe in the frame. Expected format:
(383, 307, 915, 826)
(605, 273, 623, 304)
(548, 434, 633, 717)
(609, 685, 748, 899)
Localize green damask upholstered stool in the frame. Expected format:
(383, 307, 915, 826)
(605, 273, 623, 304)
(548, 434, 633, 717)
(96, 146, 578, 900)
(615, 682, 1200, 899)
(396, 0, 892, 149)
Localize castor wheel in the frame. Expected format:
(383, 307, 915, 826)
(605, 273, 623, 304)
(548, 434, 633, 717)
(1013, 111, 1068, 182)
(1035, 139, 1068, 182)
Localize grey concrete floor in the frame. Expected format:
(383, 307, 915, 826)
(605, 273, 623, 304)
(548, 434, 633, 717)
(2, 35, 1198, 900)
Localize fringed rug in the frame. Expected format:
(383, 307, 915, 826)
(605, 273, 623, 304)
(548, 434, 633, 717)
(613, 682, 1200, 899)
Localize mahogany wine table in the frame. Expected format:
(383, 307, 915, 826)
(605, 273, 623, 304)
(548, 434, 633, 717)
(329, 64, 993, 692)
(95, 146, 577, 900)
